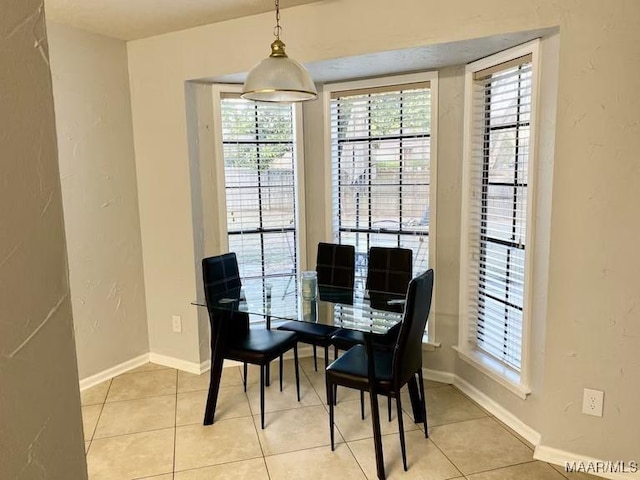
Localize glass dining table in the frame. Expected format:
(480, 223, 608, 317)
(193, 276, 424, 480)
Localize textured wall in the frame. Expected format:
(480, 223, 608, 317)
(47, 22, 149, 380)
(0, 1, 87, 478)
(127, 0, 640, 461)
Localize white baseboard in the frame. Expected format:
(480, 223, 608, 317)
(148, 352, 204, 375)
(423, 367, 455, 385)
(78, 346, 315, 392)
(151, 346, 315, 377)
(79, 353, 150, 391)
(534, 445, 640, 479)
(453, 374, 541, 446)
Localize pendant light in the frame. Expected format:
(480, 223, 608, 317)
(241, 0, 317, 102)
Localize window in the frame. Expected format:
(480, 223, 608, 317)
(326, 73, 438, 340)
(458, 41, 540, 396)
(218, 93, 303, 312)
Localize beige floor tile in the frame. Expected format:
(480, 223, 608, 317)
(138, 475, 174, 480)
(94, 395, 176, 438)
(127, 362, 174, 374)
(244, 363, 275, 386)
(468, 461, 567, 479)
(298, 350, 334, 375)
(176, 386, 251, 426)
(255, 405, 342, 455)
(423, 378, 450, 389)
(174, 417, 262, 471)
(178, 366, 248, 393)
(332, 397, 419, 442)
(429, 417, 533, 475)
(178, 370, 211, 393)
(81, 380, 111, 406)
(106, 369, 177, 402)
(81, 404, 102, 441)
(175, 458, 269, 479)
(550, 463, 603, 479)
(85, 441, 91, 453)
(265, 443, 367, 480)
(298, 353, 320, 374)
(491, 416, 535, 450)
(349, 431, 462, 480)
(246, 369, 321, 414)
(425, 385, 487, 427)
(308, 370, 367, 404)
(86, 428, 174, 480)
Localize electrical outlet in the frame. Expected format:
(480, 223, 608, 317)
(582, 388, 604, 417)
(171, 315, 182, 333)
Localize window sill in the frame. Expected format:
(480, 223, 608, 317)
(422, 340, 441, 351)
(453, 346, 531, 399)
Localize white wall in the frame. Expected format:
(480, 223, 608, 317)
(0, 2, 87, 478)
(126, 0, 640, 462)
(47, 22, 149, 380)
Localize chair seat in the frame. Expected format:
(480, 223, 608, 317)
(278, 321, 339, 346)
(226, 329, 298, 365)
(326, 344, 394, 392)
(331, 329, 365, 349)
(331, 322, 401, 352)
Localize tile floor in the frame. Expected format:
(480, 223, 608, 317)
(81, 358, 598, 480)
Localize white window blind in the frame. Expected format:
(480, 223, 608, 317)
(220, 96, 298, 304)
(466, 55, 533, 372)
(329, 83, 431, 285)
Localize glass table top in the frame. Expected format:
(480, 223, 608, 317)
(193, 276, 406, 335)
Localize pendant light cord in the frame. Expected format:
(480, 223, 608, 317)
(273, 0, 282, 40)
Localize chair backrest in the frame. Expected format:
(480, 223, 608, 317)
(316, 242, 355, 289)
(392, 269, 434, 386)
(202, 253, 242, 303)
(202, 253, 249, 339)
(366, 247, 413, 295)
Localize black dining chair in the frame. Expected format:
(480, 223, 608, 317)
(278, 242, 355, 371)
(331, 246, 413, 355)
(325, 269, 434, 472)
(202, 253, 301, 429)
(330, 247, 412, 418)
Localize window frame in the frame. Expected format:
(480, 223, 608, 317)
(322, 72, 439, 345)
(457, 40, 541, 398)
(210, 84, 308, 305)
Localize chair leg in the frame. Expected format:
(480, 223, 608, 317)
(313, 345, 318, 371)
(324, 346, 330, 369)
(279, 354, 284, 392)
(203, 351, 225, 425)
(334, 345, 338, 360)
(388, 396, 392, 422)
(265, 362, 270, 387)
(294, 345, 301, 402)
(326, 378, 335, 451)
(260, 365, 265, 430)
(396, 393, 408, 471)
(360, 390, 365, 420)
(417, 368, 428, 438)
(243, 363, 248, 393)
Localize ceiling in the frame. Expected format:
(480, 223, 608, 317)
(213, 28, 557, 85)
(44, 0, 322, 41)
(44, 0, 556, 85)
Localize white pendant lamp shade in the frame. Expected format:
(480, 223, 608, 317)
(242, 41, 317, 102)
(241, 1, 317, 103)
